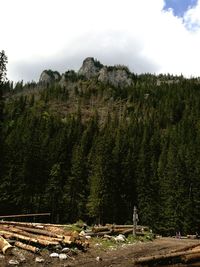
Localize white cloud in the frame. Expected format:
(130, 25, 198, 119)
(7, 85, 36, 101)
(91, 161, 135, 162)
(1, 0, 200, 81)
(184, 1, 200, 30)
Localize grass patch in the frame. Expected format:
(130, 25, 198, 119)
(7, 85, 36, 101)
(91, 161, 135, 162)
(91, 232, 155, 251)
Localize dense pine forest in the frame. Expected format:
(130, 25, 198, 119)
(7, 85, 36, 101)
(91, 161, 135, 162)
(1, 54, 200, 236)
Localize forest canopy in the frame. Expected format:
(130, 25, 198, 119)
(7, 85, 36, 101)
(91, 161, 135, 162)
(1, 59, 200, 236)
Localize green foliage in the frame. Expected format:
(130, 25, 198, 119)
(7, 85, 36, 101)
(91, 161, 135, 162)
(94, 59, 103, 69)
(44, 70, 61, 80)
(64, 70, 79, 82)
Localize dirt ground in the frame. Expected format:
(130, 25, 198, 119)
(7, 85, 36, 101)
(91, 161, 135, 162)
(1, 237, 200, 267)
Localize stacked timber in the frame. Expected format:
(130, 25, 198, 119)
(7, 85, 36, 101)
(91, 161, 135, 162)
(91, 224, 149, 236)
(0, 221, 88, 255)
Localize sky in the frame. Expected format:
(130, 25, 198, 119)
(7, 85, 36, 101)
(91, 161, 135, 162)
(164, 0, 198, 17)
(1, 0, 200, 82)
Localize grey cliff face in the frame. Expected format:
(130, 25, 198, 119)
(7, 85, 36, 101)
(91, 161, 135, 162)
(98, 66, 132, 87)
(39, 70, 60, 84)
(39, 71, 52, 84)
(78, 57, 102, 79)
(78, 57, 132, 87)
(59, 74, 67, 88)
(39, 57, 133, 88)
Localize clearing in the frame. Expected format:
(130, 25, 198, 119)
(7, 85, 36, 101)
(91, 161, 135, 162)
(1, 237, 200, 267)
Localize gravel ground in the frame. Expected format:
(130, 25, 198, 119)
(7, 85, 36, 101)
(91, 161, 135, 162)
(1, 237, 200, 267)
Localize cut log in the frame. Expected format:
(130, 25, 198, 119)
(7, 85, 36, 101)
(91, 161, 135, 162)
(173, 243, 200, 253)
(0, 221, 72, 229)
(182, 251, 200, 263)
(0, 230, 59, 246)
(0, 221, 45, 229)
(106, 224, 149, 231)
(133, 248, 200, 265)
(15, 241, 40, 253)
(122, 229, 133, 235)
(0, 236, 13, 255)
(15, 226, 64, 239)
(0, 225, 63, 243)
(106, 224, 133, 228)
(187, 235, 198, 239)
(93, 231, 113, 236)
(63, 236, 73, 245)
(92, 226, 110, 232)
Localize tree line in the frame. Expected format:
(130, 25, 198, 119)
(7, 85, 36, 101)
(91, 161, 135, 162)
(1, 53, 200, 235)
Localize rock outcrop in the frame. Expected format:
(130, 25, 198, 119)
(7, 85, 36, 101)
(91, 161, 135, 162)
(39, 70, 61, 84)
(98, 66, 132, 87)
(78, 57, 103, 79)
(39, 58, 133, 88)
(59, 70, 80, 87)
(78, 57, 132, 87)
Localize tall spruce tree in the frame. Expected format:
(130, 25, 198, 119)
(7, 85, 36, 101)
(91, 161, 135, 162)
(0, 50, 7, 184)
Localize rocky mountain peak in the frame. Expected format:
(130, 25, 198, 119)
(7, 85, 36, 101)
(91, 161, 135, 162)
(39, 70, 61, 84)
(39, 58, 133, 88)
(78, 57, 132, 87)
(78, 57, 103, 79)
(98, 66, 132, 87)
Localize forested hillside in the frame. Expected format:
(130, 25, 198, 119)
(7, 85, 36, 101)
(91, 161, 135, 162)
(1, 57, 200, 235)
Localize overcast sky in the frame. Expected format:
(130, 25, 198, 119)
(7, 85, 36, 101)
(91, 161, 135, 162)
(1, 0, 200, 82)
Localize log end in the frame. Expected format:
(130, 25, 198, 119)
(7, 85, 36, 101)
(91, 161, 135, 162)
(2, 245, 14, 255)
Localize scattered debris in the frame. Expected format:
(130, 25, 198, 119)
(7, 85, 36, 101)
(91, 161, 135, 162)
(35, 256, 45, 263)
(59, 253, 67, 260)
(49, 252, 59, 258)
(17, 253, 26, 262)
(8, 259, 19, 265)
(114, 234, 126, 242)
(62, 247, 70, 253)
(0, 253, 5, 259)
(96, 256, 102, 261)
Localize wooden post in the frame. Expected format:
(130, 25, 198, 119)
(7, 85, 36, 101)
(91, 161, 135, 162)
(133, 206, 138, 237)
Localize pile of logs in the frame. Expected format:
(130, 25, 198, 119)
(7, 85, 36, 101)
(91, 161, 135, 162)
(133, 243, 200, 265)
(0, 221, 88, 255)
(90, 224, 150, 237)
